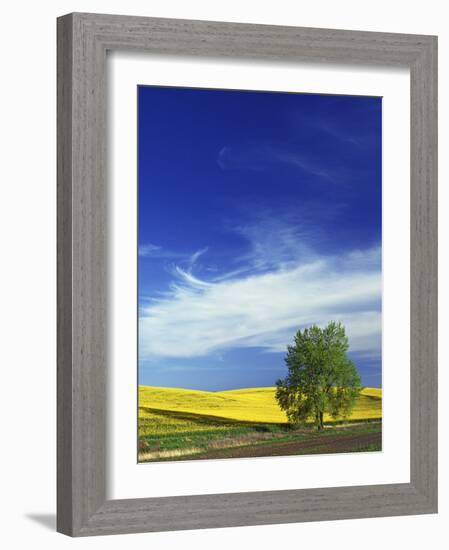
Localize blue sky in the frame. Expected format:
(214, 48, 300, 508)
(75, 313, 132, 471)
(138, 86, 382, 390)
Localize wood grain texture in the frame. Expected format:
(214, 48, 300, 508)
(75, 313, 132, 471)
(57, 12, 438, 536)
(57, 13, 74, 536)
(410, 36, 438, 508)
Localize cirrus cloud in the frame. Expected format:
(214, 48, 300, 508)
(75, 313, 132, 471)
(139, 244, 381, 360)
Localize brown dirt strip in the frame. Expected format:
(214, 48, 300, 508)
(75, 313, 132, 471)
(183, 430, 381, 460)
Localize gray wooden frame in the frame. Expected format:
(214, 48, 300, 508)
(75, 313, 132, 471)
(57, 12, 438, 537)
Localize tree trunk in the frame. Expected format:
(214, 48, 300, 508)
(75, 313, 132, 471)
(319, 411, 324, 430)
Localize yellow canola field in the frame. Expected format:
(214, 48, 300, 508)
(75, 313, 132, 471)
(138, 386, 382, 437)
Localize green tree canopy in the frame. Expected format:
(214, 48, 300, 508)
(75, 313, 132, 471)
(275, 322, 361, 430)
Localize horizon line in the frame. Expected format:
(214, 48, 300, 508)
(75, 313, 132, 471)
(138, 384, 382, 393)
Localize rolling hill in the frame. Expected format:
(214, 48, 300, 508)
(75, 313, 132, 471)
(138, 385, 382, 439)
(138, 386, 382, 461)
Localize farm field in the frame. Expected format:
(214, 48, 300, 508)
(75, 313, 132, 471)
(138, 386, 382, 462)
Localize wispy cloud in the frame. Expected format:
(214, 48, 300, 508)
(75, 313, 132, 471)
(173, 266, 213, 289)
(139, 243, 163, 257)
(274, 151, 331, 179)
(232, 212, 317, 272)
(227, 203, 348, 274)
(139, 216, 381, 362)
(218, 145, 266, 172)
(218, 143, 333, 181)
(139, 242, 208, 265)
(189, 247, 208, 266)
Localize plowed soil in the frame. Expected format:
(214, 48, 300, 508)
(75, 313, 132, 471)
(185, 427, 381, 460)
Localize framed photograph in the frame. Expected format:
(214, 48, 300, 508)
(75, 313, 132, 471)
(57, 12, 437, 536)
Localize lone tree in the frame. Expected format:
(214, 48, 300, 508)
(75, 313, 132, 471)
(275, 322, 361, 430)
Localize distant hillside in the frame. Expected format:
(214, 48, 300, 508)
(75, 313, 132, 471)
(139, 385, 382, 427)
